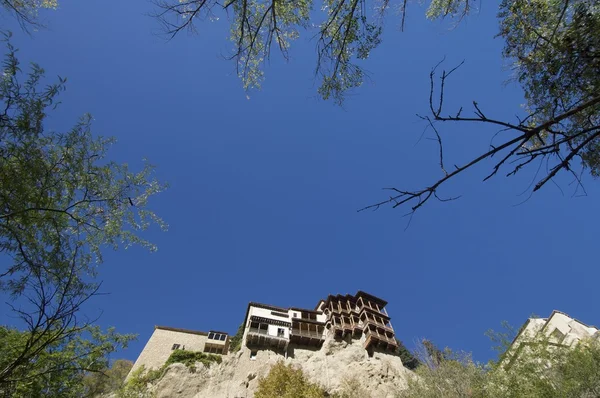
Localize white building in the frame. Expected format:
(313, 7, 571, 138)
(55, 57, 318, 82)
(242, 302, 328, 353)
(514, 310, 598, 346)
(504, 310, 599, 369)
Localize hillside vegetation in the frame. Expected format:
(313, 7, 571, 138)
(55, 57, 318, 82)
(91, 330, 600, 398)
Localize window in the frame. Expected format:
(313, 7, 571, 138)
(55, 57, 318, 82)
(551, 328, 566, 343)
(204, 346, 224, 355)
(208, 332, 226, 341)
(250, 350, 257, 360)
(293, 312, 298, 318)
(271, 311, 289, 318)
(277, 328, 285, 337)
(171, 344, 180, 350)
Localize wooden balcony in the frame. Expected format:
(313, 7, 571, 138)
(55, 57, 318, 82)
(291, 329, 324, 340)
(363, 319, 394, 333)
(358, 305, 391, 320)
(327, 321, 364, 339)
(363, 330, 397, 352)
(290, 328, 325, 347)
(246, 328, 288, 349)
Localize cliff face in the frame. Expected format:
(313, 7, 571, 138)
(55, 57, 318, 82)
(140, 336, 412, 398)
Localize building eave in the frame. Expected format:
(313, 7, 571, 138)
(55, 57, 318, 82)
(155, 325, 209, 336)
(289, 307, 323, 315)
(543, 310, 599, 332)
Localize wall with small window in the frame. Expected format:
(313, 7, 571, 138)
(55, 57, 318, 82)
(128, 327, 208, 378)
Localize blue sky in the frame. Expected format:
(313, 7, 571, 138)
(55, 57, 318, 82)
(2, 0, 599, 365)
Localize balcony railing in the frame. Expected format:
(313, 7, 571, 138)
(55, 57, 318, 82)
(248, 328, 287, 340)
(363, 319, 393, 332)
(248, 328, 268, 335)
(364, 330, 397, 346)
(291, 329, 324, 340)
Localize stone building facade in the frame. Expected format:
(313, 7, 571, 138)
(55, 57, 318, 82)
(129, 326, 229, 376)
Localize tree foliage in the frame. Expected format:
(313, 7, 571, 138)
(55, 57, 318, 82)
(0, 326, 134, 398)
(360, 0, 600, 214)
(485, 336, 600, 397)
(1, 0, 58, 30)
(82, 359, 134, 397)
(154, 0, 474, 104)
(156, 0, 600, 212)
(500, 0, 600, 175)
(396, 339, 421, 370)
(398, 350, 485, 398)
(399, 330, 600, 398)
(116, 365, 158, 398)
(0, 35, 165, 393)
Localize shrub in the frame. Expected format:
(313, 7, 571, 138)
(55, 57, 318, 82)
(116, 350, 222, 397)
(395, 340, 421, 370)
(83, 359, 134, 396)
(255, 361, 329, 398)
(165, 349, 222, 369)
(229, 322, 245, 353)
(117, 366, 156, 398)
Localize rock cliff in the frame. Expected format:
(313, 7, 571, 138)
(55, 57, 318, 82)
(132, 336, 412, 398)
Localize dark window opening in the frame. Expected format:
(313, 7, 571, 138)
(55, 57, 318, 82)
(171, 343, 181, 350)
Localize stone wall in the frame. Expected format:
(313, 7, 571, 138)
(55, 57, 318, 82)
(129, 327, 209, 376)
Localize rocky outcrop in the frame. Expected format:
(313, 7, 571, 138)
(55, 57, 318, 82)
(142, 336, 412, 398)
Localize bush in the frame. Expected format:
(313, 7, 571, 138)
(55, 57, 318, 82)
(397, 333, 600, 398)
(165, 349, 222, 369)
(396, 340, 421, 370)
(255, 361, 330, 398)
(337, 377, 372, 398)
(116, 350, 222, 397)
(117, 366, 157, 398)
(229, 322, 245, 353)
(397, 353, 485, 398)
(83, 359, 134, 396)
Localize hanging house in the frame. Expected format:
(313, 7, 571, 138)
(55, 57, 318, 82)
(129, 291, 397, 376)
(242, 291, 398, 354)
(316, 291, 398, 352)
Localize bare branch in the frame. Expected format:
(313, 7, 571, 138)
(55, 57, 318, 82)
(361, 59, 600, 216)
